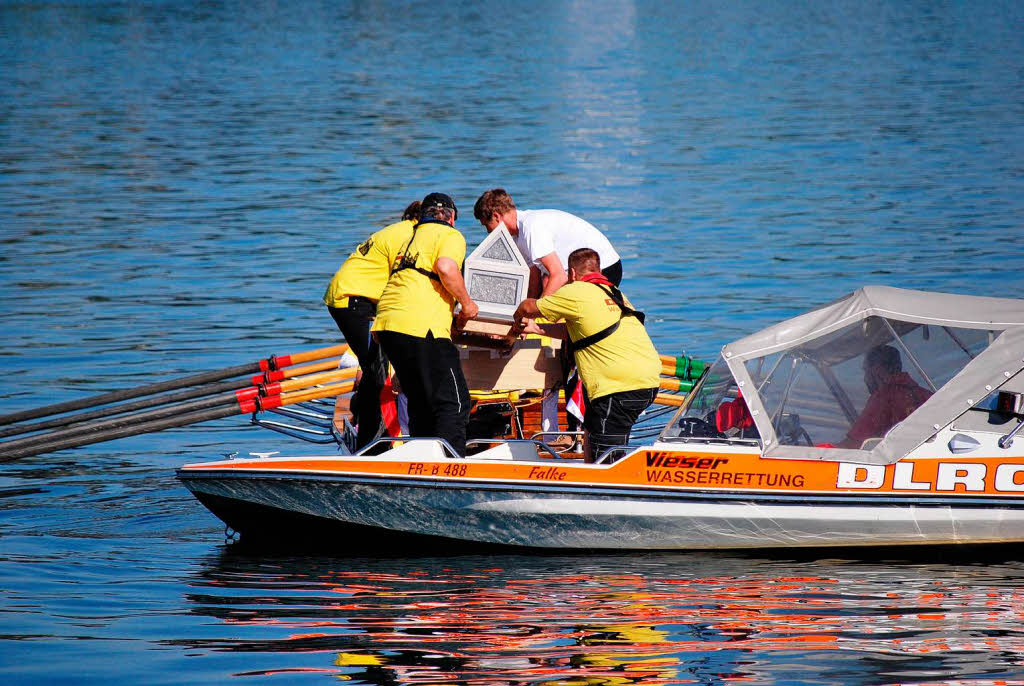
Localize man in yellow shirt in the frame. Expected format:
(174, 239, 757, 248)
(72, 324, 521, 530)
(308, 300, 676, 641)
(323, 201, 420, 450)
(513, 248, 660, 462)
(373, 193, 479, 456)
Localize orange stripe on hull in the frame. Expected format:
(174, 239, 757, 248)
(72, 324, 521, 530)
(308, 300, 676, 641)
(181, 448, 1024, 500)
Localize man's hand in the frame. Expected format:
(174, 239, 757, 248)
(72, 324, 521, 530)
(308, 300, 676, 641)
(456, 299, 479, 328)
(519, 319, 544, 336)
(513, 298, 540, 324)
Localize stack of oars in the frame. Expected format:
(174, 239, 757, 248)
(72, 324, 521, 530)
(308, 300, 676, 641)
(655, 354, 706, 406)
(0, 346, 707, 461)
(0, 344, 356, 462)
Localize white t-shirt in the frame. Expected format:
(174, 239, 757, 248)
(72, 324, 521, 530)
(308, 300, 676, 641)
(514, 209, 620, 275)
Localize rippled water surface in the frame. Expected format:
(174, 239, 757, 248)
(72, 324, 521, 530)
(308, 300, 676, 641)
(2, 0, 1024, 683)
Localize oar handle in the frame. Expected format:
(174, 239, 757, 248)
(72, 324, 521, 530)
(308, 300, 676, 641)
(277, 344, 350, 367)
(264, 357, 346, 382)
(659, 378, 694, 393)
(266, 367, 358, 395)
(252, 382, 355, 411)
(653, 393, 686, 406)
(658, 354, 707, 381)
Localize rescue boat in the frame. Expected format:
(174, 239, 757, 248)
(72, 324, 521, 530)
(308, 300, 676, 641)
(177, 286, 1024, 549)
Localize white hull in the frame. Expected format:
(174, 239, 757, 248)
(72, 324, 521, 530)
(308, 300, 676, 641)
(180, 472, 1024, 549)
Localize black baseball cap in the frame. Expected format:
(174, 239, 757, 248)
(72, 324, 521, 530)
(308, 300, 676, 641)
(420, 192, 458, 220)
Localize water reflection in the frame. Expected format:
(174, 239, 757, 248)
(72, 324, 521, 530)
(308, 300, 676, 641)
(179, 548, 1024, 685)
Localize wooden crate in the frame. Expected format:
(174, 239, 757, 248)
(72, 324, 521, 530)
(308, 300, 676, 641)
(459, 338, 561, 392)
(459, 318, 517, 337)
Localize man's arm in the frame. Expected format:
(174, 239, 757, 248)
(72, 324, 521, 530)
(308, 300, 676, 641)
(837, 391, 885, 449)
(512, 298, 568, 339)
(520, 320, 568, 340)
(527, 266, 543, 298)
(513, 298, 542, 325)
(538, 252, 568, 297)
(435, 256, 479, 326)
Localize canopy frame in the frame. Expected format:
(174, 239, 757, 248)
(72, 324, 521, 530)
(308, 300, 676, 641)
(720, 286, 1024, 465)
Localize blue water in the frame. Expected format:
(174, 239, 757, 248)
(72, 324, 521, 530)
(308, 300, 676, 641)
(2, 0, 1024, 683)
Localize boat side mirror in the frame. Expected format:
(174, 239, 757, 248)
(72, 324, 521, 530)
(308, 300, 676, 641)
(996, 391, 1023, 417)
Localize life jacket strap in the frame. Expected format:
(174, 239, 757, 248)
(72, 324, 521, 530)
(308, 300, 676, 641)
(567, 284, 645, 354)
(392, 263, 440, 282)
(389, 221, 441, 282)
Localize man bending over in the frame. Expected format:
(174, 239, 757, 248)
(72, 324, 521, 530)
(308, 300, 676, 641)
(512, 248, 660, 462)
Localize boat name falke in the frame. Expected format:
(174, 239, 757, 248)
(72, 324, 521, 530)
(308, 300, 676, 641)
(528, 466, 567, 481)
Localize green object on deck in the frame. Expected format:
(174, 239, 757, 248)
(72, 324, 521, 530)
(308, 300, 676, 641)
(674, 356, 708, 381)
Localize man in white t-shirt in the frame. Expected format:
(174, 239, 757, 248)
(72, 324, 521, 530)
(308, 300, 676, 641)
(472, 188, 622, 298)
(473, 188, 624, 440)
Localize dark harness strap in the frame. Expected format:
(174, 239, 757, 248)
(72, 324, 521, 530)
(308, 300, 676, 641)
(567, 283, 645, 354)
(392, 263, 441, 282)
(390, 221, 441, 282)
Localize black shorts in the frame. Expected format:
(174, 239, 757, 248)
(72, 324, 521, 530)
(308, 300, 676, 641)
(584, 387, 657, 457)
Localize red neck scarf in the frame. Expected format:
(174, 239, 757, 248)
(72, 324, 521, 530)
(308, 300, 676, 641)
(579, 272, 614, 287)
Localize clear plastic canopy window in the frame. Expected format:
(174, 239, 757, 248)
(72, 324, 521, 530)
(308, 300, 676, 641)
(743, 316, 990, 448)
(662, 318, 995, 448)
(660, 357, 761, 442)
(658, 286, 1024, 464)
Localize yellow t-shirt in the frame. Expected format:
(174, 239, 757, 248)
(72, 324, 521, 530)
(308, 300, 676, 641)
(372, 221, 467, 340)
(323, 220, 416, 307)
(537, 281, 661, 399)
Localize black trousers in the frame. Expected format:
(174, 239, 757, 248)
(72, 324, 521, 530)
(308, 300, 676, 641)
(376, 330, 470, 457)
(584, 387, 658, 461)
(328, 300, 388, 450)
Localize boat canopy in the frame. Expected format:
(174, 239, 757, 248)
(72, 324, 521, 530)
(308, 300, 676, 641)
(661, 286, 1024, 465)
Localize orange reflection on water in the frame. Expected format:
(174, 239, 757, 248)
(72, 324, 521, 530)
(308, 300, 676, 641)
(186, 553, 1024, 685)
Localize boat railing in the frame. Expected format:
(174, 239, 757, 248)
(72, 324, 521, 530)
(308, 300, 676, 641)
(528, 431, 584, 454)
(594, 446, 633, 464)
(251, 401, 344, 446)
(467, 437, 570, 460)
(356, 435, 463, 460)
(1000, 416, 1024, 449)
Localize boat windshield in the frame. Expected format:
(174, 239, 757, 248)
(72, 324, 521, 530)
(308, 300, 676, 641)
(744, 316, 996, 449)
(660, 357, 761, 443)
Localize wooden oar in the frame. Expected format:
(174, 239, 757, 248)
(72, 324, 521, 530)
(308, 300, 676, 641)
(653, 393, 686, 406)
(0, 381, 354, 462)
(0, 343, 349, 427)
(0, 368, 359, 453)
(659, 377, 694, 393)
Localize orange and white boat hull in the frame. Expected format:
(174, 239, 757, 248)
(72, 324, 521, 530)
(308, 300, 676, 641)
(178, 435, 1024, 549)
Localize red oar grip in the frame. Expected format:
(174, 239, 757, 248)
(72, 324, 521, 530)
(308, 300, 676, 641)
(256, 396, 283, 411)
(235, 387, 259, 406)
(235, 387, 258, 402)
(258, 354, 292, 372)
(260, 382, 282, 397)
(252, 370, 285, 384)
